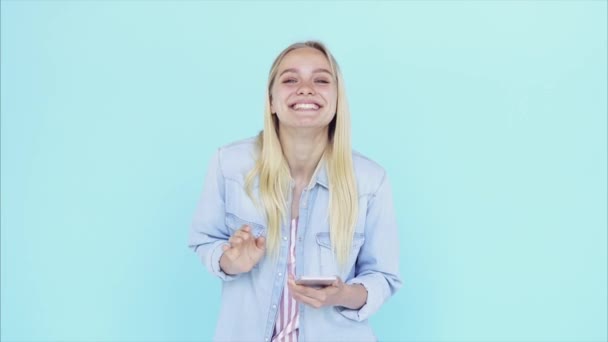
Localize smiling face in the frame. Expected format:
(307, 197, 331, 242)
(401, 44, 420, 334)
(270, 47, 338, 131)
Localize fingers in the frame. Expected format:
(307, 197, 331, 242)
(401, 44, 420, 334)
(287, 275, 343, 309)
(288, 279, 324, 308)
(234, 228, 252, 242)
(291, 290, 323, 309)
(288, 278, 326, 300)
(229, 226, 267, 251)
(228, 235, 243, 246)
(220, 244, 238, 263)
(228, 226, 252, 247)
(255, 236, 266, 249)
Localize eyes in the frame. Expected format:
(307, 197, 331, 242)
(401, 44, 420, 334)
(281, 77, 331, 85)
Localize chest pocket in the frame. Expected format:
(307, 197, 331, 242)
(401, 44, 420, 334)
(316, 232, 365, 280)
(225, 213, 266, 238)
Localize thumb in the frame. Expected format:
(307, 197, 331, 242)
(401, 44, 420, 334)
(255, 236, 266, 250)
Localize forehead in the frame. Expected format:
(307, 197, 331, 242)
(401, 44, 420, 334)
(277, 47, 332, 74)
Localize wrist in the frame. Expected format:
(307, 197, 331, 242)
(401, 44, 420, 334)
(338, 284, 354, 308)
(219, 253, 237, 275)
(339, 283, 367, 310)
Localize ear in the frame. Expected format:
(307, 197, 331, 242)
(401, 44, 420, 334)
(269, 96, 276, 114)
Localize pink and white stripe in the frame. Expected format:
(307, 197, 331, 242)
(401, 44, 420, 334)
(272, 218, 299, 342)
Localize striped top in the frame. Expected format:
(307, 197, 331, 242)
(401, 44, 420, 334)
(272, 218, 299, 342)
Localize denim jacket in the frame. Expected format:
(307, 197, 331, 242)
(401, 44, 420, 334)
(188, 137, 401, 342)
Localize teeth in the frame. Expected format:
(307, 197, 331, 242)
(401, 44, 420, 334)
(293, 103, 319, 110)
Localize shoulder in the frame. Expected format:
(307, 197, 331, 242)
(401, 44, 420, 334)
(216, 136, 258, 182)
(352, 150, 387, 197)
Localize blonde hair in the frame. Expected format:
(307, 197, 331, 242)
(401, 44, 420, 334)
(245, 41, 358, 268)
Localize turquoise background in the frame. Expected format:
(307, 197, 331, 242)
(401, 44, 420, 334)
(1, 1, 606, 341)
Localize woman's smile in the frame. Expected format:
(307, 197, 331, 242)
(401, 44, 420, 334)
(290, 102, 322, 111)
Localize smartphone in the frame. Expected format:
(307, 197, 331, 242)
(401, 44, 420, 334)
(295, 276, 337, 287)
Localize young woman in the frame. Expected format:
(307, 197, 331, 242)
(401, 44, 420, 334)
(188, 41, 401, 341)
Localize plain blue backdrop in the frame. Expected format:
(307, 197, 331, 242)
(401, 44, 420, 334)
(1, 1, 606, 341)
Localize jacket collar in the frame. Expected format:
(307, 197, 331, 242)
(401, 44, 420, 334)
(306, 157, 328, 190)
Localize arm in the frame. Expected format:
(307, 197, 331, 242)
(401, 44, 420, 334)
(337, 172, 403, 321)
(187, 149, 241, 281)
(287, 276, 368, 310)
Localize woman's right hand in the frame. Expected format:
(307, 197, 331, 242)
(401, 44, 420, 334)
(219, 225, 266, 275)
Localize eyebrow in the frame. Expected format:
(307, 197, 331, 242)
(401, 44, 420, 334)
(278, 68, 333, 77)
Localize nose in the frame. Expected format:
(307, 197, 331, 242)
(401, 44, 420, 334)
(296, 80, 315, 95)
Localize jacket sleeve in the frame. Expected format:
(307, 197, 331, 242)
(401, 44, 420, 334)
(188, 149, 241, 281)
(337, 171, 402, 321)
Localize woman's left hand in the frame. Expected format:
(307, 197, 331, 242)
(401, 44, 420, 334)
(287, 274, 347, 309)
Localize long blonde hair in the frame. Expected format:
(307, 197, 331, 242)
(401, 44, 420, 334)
(245, 41, 358, 268)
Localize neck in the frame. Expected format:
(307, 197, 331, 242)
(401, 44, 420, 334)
(278, 126, 329, 187)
